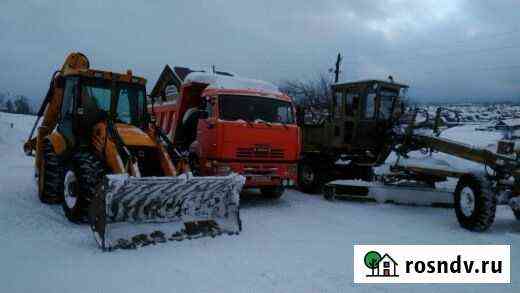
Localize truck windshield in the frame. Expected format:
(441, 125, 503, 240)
(219, 95, 295, 124)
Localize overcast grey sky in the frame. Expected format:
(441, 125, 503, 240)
(1, 0, 519, 102)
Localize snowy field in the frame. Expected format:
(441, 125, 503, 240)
(0, 112, 518, 293)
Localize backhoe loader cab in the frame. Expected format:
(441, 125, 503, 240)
(58, 71, 148, 148)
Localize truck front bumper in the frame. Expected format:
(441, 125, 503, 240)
(202, 161, 298, 188)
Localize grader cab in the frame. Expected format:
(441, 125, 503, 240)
(298, 80, 408, 192)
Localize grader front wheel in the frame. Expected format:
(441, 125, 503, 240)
(454, 174, 497, 232)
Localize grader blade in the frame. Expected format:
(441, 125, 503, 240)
(89, 173, 245, 251)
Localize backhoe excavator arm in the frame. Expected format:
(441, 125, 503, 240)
(23, 53, 90, 161)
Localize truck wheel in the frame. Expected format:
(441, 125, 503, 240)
(260, 185, 285, 199)
(454, 174, 497, 232)
(38, 140, 64, 204)
(62, 152, 104, 223)
(352, 164, 374, 182)
(298, 162, 320, 193)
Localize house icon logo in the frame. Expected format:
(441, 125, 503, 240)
(364, 251, 399, 277)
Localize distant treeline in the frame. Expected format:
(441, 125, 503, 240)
(0, 93, 34, 115)
(411, 99, 520, 106)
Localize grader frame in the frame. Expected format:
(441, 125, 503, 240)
(324, 101, 520, 232)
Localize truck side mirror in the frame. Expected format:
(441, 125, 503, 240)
(295, 106, 304, 126)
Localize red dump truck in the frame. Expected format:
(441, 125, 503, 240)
(149, 66, 300, 198)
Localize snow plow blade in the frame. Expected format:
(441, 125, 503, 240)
(89, 173, 245, 251)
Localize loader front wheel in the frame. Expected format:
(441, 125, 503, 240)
(38, 140, 64, 204)
(454, 174, 497, 232)
(260, 185, 285, 199)
(62, 152, 104, 223)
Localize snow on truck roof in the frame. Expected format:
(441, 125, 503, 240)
(184, 72, 282, 95)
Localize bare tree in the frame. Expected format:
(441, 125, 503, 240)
(279, 73, 333, 108)
(279, 73, 333, 124)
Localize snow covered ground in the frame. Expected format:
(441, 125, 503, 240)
(0, 112, 518, 292)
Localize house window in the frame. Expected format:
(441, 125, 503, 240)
(164, 84, 178, 103)
(384, 261, 390, 268)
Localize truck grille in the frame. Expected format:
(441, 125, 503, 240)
(236, 147, 285, 159)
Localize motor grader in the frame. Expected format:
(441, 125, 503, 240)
(23, 52, 245, 250)
(298, 78, 520, 232)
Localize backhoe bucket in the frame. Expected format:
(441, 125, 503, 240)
(89, 173, 245, 251)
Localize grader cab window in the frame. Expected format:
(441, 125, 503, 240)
(365, 93, 376, 119)
(378, 87, 399, 120)
(333, 91, 343, 118)
(345, 93, 356, 116)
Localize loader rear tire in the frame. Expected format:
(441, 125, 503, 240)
(260, 185, 285, 199)
(454, 174, 496, 232)
(62, 152, 104, 223)
(38, 140, 64, 204)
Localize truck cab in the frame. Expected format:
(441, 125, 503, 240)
(151, 66, 300, 198)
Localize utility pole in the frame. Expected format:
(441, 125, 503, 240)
(334, 53, 342, 83)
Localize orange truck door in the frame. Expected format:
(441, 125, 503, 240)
(196, 98, 217, 160)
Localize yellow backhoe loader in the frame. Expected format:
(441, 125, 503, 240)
(24, 52, 244, 250)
